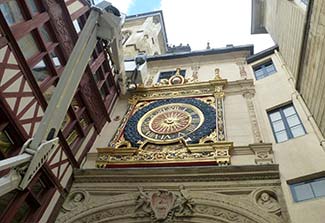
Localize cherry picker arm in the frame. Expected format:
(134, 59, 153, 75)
(0, 1, 125, 196)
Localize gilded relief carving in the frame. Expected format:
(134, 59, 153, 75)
(97, 141, 233, 167)
(214, 82, 226, 141)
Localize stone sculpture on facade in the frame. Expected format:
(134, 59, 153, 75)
(134, 186, 195, 222)
(62, 190, 88, 212)
(257, 191, 281, 215)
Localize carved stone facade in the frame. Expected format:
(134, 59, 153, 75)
(57, 165, 288, 223)
(243, 91, 263, 143)
(122, 13, 167, 58)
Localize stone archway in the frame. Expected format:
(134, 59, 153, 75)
(57, 189, 283, 223)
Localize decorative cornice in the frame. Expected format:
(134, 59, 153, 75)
(129, 79, 228, 102)
(97, 141, 232, 168)
(128, 78, 255, 103)
(74, 164, 280, 183)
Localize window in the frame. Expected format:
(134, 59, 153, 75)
(268, 104, 305, 143)
(73, 19, 81, 33)
(17, 33, 40, 60)
(158, 69, 186, 82)
(301, 0, 309, 6)
(290, 177, 325, 202)
(0, 1, 24, 26)
(26, 0, 41, 15)
(39, 23, 55, 44)
(253, 60, 276, 80)
(31, 59, 52, 85)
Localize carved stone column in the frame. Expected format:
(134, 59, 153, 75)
(214, 86, 226, 141)
(145, 69, 158, 86)
(236, 61, 248, 79)
(243, 91, 263, 143)
(191, 64, 200, 81)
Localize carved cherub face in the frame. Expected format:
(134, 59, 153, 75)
(73, 193, 83, 202)
(260, 192, 270, 202)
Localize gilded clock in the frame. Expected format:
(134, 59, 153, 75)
(124, 98, 216, 146)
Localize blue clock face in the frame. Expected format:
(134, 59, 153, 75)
(138, 103, 204, 142)
(124, 98, 216, 146)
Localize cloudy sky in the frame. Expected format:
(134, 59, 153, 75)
(97, 0, 274, 53)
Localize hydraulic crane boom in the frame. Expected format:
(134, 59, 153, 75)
(0, 1, 124, 196)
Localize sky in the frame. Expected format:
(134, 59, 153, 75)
(96, 0, 274, 53)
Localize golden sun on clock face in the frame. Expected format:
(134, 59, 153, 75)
(137, 103, 204, 142)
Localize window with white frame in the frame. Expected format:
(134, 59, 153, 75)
(290, 177, 325, 202)
(268, 104, 306, 143)
(253, 59, 277, 80)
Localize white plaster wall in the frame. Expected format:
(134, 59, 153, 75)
(87, 98, 129, 153)
(264, 0, 306, 79)
(225, 94, 255, 146)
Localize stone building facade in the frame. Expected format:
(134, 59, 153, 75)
(1, 1, 325, 223)
(59, 9, 325, 223)
(251, 1, 325, 222)
(251, 0, 325, 141)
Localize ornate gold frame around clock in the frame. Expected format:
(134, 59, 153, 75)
(96, 69, 231, 168)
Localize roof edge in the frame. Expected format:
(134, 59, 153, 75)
(246, 45, 279, 63)
(145, 45, 254, 62)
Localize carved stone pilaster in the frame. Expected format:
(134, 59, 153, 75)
(145, 75, 154, 86)
(236, 61, 248, 79)
(243, 91, 263, 143)
(191, 64, 200, 81)
(250, 143, 274, 165)
(214, 85, 226, 141)
(145, 69, 158, 86)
